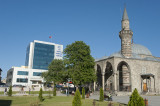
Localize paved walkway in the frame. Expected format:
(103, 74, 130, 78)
(89, 94, 160, 106)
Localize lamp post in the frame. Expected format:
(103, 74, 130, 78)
(0, 68, 2, 84)
(67, 78, 70, 96)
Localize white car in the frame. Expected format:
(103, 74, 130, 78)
(69, 84, 74, 88)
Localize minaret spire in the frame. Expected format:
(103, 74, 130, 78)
(119, 7, 133, 58)
(121, 7, 130, 30)
(122, 8, 129, 20)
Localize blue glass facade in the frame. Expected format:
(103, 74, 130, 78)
(33, 42, 54, 69)
(17, 71, 28, 75)
(16, 78, 28, 83)
(25, 45, 30, 66)
(33, 72, 42, 76)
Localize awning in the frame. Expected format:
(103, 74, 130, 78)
(141, 73, 154, 78)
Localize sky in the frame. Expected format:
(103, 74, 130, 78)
(0, 0, 160, 79)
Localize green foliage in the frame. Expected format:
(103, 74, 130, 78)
(99, 88, 104, 102)
(128, 88, 145, 106)
(8, 86, 12, 96)
(82, 87, 85, 99)
(38, 88, 43, 102)
(41, 59, 66, 84)
(53, 87, 56, 96)
(72, 89, 82, 106)
(48, 89, 51, 99)
(64, 41, 96, 85)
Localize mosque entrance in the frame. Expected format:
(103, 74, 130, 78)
(143, 83, 147, 92)
(141, 73, 155, 92)
(104, 62, 113, 91)
(117, 61, 131, 92)
(96, 65, 102, 91)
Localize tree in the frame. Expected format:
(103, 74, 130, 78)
(64, 41, 96, 86)
(72, 89, 82, 106)
(8, 86, 12, 96)
(53, 87, 56, 96)
(99, 88, 104, 102)
(38, 88, 43, 102)
(82, 87, 85, 99)
(128, 88, 145, 106)
(41, 59, 66, 85)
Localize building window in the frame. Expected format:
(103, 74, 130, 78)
(16, 78, 28, 83)
(33, 42, 55, 70)
(17, 71, 28, 75)
(33, 72, 42, 76)
(32, 81, 37, 84)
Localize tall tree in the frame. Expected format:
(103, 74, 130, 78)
(64, 41, 96, 86)
(41, 59, 66, 84)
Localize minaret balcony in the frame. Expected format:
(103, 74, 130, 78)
(119, 30, 133, 35)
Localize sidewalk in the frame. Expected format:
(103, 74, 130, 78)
(89, 94, 160, 106)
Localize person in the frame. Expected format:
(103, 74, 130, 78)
(66, 89, 67, 95)
(4, 88, 7, 95)
(108, 92, 112, 101)
(29, 88, 31, 95)
(21, 86, 24, 94)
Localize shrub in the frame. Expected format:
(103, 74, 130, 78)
(82, 87, 85, 99)
(8, 86, 12, 96)
(72, 89, 82, 106)
(53, 87, 56, 96)
(48, 89, 51, 98)
(38, 88, 43, 102)
(99, 88, 104, 102)
(128, 88, 145, 106)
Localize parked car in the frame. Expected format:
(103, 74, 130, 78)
(56, 84, 63, 88)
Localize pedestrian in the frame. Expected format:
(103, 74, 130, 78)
(4, 88, 7, 95)
(108, 92, 112, 101)
(66, 89, 67, 95)
(29, 88, 31, 95)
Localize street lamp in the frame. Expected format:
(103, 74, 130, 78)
(0, 68, 2, 84)
(67, 78, 70, 96)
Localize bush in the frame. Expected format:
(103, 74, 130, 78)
(99, 88, 104, 102)
(38, 88, 43, 102)
(53, 87, 56, 96)
(128, 88, 145, 106)
(82, 87, 85, 99)
(72, 89, 82, 106)
(48, 89, 51, 99)
(8, 86, 12, 96)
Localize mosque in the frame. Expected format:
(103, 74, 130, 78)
(94, 8, 160, 95)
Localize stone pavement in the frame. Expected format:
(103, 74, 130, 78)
(89, 94, 160, 106)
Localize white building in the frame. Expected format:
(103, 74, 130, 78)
(6, 40, 63, 87)
(6, 66, 47, 87)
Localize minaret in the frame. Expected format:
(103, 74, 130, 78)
(119, 8, 133, 58)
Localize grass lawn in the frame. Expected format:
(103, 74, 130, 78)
(0, 96, 126, 106)
(0, 91, 54, 95)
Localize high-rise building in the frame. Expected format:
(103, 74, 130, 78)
(25, 40, 63, 70)
(6, 40, 63, 88)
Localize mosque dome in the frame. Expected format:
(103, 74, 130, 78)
(109, 43, 152, 57)
(131, 44, 152, 56)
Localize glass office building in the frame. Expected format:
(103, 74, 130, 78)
(33, 42, 54, 69)
(25, 40, 63, 70)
